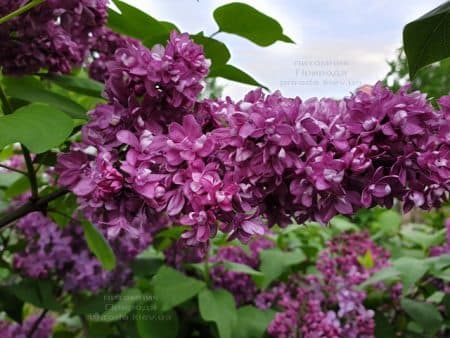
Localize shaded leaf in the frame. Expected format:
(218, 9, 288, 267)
(3, 76, 86, 119)
(152, 266, 205, 311)
(0, 103, 73, 153)
(81, 220, 116, 271)
(198, 288, 237, 338)
(136, 307, 179, 338)
(403, 2, 450, 78)
(400, 298, 443, 334)
(232, 306, 275, 338)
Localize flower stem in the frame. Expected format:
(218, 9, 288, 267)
(203, 249, 211, 287)
(26, 309, 48, 338)
(0, 164, 27, 175)
(0, 0, 46, 26)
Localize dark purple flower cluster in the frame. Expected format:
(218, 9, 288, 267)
(13, 211, 151, 293)
(0, 0, 107, 75)
(256, 231, 392, 338)
(209, 237, 273, 305)
(0, 314, 54, 338)
(88, 27, 140, 83)
(57, 30, 449, 248)
(57, 31, 211, 242)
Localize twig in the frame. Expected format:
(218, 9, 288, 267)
(0, 164, 27, 175)
(26, 309, 48, 338)
(209, 30, 221, 38)
(0, 188, 69, 229)
(0, 0, 46, 26)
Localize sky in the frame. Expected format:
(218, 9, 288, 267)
(123, 0, 442, 99)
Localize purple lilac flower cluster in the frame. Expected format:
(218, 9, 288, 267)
(256, 231, 392, 338)
(13, 211, 151, 293)
(429, 218, 450, 293)
(57, 29, 450, 248)
(56, 31, 211, 242)
(0, 0, 107, 75)
(88, 27, 140, 83)
(209, 237, 273, 305)
(0, 315, 54, 338)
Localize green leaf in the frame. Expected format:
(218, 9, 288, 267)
(4, 176, 29, 199)
(232, 306, 275, 338)
(45, 74, 104, 98)
(98, 288, 141, 322)
(198, 289, 237, 338)
(329, 216, 359, 232)
(152, 266, 205, 311)
(400, 228, 446, 250)
(210, 64, 268, 90)
(0, 287, 23, 322)
(359, 267, 401, 288)
(108, 0, 177, 47)
(427, 291, 445, 303)
(8, 279, 62, 311)
(392, 257, 429, 294)
(136, 308, 179, 338)
(192, 32, 230, 71)
(81, 220, 116, 271)
(213, 2, 294, 46)
(73, 292, 113, 316)
(403, 2, 450, 78)
(377, 209, 402, 234)
(0, 103, 73, 153)
(400, 298, 443, 334)
(3, 76, 86, 119)
(0, 172, 22, 187)
(131, 257, 164, 278)
(431, 267, 450, 281)
(357, 250, 374, 269)
(259, 249, 306, 288)
(374, 312, 396, 338)
(222, 261, 263, 276)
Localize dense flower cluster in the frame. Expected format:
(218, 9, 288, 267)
(0, 0, 107, 75)
(13, 211, 151, 293)
(209, 237, 273, 305)
(57, 29, 450, 248)
(0, 314, 54, 338)
(255, 231, 392, 338)
(88, 27, 139, 83)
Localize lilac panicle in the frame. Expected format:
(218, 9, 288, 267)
(57, 29, 450, 249)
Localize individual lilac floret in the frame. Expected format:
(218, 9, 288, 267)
(0, 314, 54, 338)
(0, 0, 108, 75)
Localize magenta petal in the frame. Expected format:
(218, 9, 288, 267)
(117, 130, 139, 149)
(167, 191, 185, 216)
